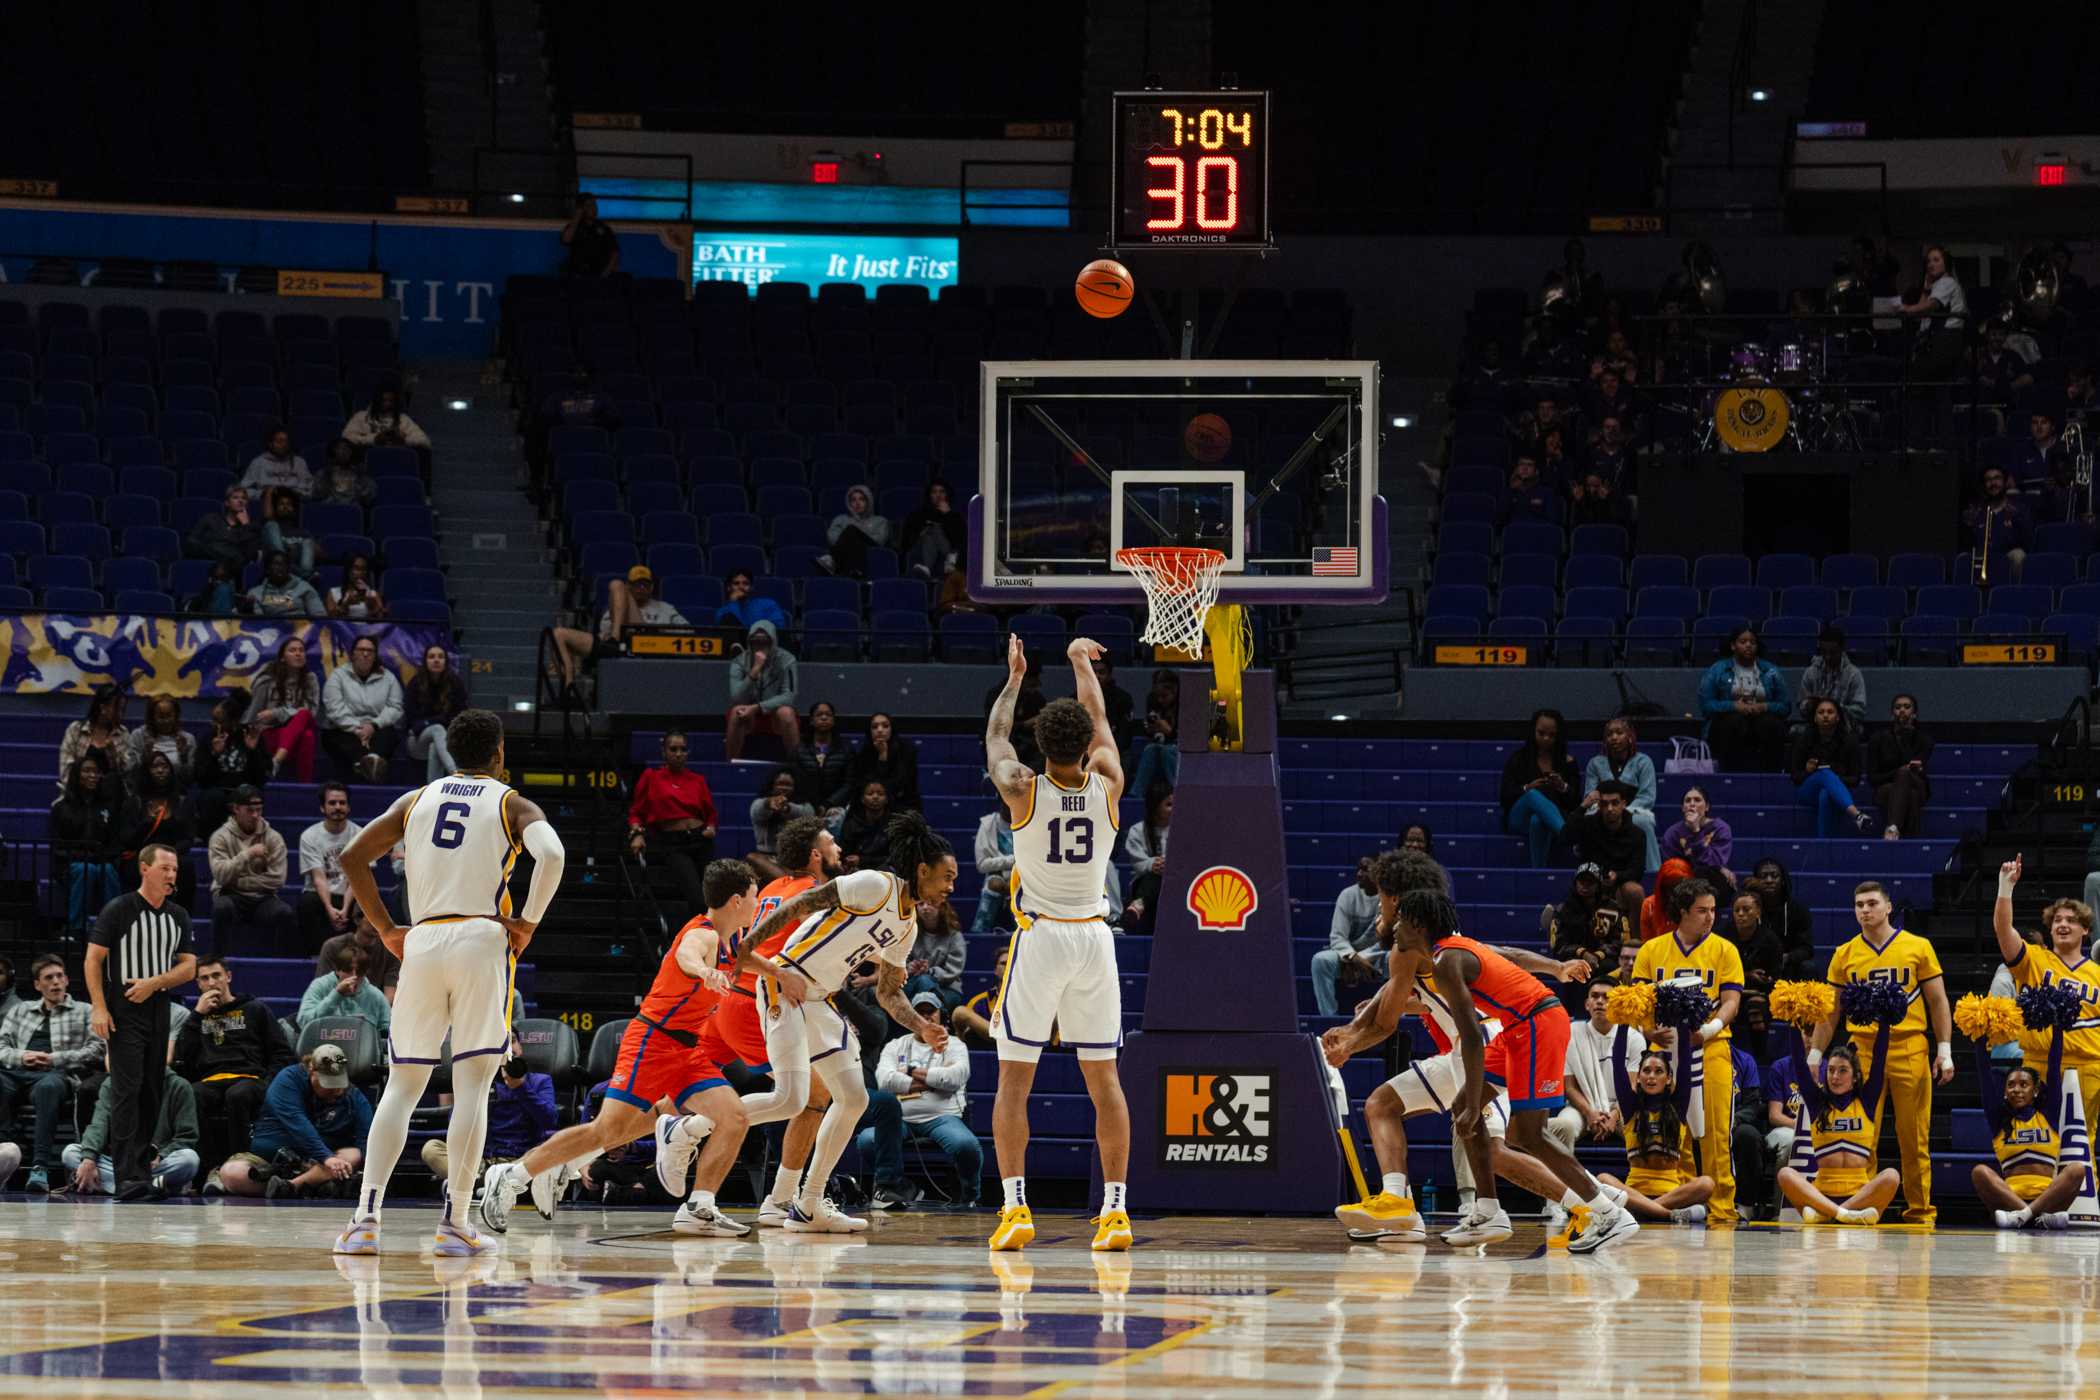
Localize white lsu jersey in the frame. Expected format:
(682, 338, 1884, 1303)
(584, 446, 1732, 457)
(1010, 771, 1119, 923)
(776, 868, 919, 997)
(402, 772, 522, 921)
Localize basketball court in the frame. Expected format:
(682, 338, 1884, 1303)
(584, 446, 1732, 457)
(0, 1202, 2095, 1396)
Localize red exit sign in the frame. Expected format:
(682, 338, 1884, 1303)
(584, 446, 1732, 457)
(2037, 161, 2068, 187)
(811, 161, 839, 184)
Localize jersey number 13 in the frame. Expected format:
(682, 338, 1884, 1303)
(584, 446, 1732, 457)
(1043, 816, 1094, 864)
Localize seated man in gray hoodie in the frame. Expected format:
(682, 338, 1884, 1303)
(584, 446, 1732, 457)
(1795, 625, 1867, 736)
(725, 618, 803, 761)
(321, 635, 405, 782)
(244, 550, 324, 619)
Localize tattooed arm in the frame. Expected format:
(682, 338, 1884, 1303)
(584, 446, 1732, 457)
(986, 634, 1033, 816)
(876, 953, 949, 1051)
(732, 879, 842, 1005)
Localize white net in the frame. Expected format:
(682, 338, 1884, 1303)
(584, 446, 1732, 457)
(1116, 547, 1227, 656)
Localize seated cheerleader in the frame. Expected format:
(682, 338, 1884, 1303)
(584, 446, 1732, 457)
(1971, 1027, 2083, 1230)
(1776, 1018, 1899, 1224)
(1595, 1027, 1713, 1224)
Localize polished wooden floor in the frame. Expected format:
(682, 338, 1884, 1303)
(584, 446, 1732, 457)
(1, 1198, 2098, 1397)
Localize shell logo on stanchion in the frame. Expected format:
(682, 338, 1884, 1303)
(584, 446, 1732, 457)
(1186, 865, 1259, 931)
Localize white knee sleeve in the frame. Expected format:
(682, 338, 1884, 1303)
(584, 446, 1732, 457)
(739, 1069, 812, 1127)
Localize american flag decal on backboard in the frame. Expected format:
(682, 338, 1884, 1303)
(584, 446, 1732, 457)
(1311, 546, 1359, 575)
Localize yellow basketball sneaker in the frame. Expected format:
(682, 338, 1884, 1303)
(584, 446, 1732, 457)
(989, 1204, 1036, 1251)
(1335, 1192, 1426, 1242)
(1091, 1210, 1134, 1251)
(1547, 1205, 1590, 1249)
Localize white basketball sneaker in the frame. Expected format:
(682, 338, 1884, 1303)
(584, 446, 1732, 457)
(784, 1197, 869, 1234)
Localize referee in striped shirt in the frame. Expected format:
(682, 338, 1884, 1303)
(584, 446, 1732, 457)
(84, 844, 197, 1200)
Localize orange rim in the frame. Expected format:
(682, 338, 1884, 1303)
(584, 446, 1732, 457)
(1115, 546, 1225, 596)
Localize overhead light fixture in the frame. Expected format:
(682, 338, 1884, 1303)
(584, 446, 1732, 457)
(1748, 87, 1770, 103)
(1330, 712, 1350, 722)
(1390, 414, 1414, 429)
(511, 700, 533, 712)
(509, 193, 526, 204)
(448, 398, 470, 411)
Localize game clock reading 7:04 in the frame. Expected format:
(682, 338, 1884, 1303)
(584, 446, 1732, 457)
(1111, 91, 1271, 250)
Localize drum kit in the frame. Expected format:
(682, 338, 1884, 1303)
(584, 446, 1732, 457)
(1699, 334, 1860, 453)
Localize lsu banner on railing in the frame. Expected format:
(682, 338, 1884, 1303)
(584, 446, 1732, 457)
(0, 614, 450, 697)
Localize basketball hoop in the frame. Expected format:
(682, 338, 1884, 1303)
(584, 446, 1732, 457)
(1116, 546, 1227, 656)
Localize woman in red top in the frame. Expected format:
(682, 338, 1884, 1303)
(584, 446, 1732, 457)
(627, 730, 718, 917)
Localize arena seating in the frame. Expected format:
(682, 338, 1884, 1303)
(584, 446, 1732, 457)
(513, 275, 1351, 652)
(0, 297, 431, 617)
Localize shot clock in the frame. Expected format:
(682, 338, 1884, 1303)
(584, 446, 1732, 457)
(1111, 90, 1272, 251)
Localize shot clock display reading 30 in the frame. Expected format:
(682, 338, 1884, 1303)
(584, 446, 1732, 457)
(1111, 90, 1271, 250)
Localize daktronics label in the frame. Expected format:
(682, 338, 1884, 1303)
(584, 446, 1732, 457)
(1161, 1069, 1274, 1166)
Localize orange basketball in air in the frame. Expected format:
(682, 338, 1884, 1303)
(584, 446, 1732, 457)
(1184, 412, 1232, 462)
(1075, 258, 1134, 318)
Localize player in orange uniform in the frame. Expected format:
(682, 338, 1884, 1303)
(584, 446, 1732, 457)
(695, 815, 841, 1224)
(478, 859, 759, 1237)
(1327, 887, 1643, 1252)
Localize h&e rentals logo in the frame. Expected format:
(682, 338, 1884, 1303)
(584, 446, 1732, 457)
(1161, 1069, 1273, 1166)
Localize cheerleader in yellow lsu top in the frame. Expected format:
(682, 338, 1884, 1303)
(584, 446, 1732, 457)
(1778, 1017, 1900, 1223)
(1970, 1019, 2081, 1229)
(1811, 881, 1953, 1225)
(1630, 878, 1743, 1223)
(1992, 855, 2100, 1139)
(1594, 1025, 1714, 1224)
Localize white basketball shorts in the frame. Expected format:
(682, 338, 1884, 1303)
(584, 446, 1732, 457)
(389, 917, 514, 1065)
(758, 979, 856, 1078)
(1387, 1048, 1512, 1140)
(993, 918, 1123, 1064)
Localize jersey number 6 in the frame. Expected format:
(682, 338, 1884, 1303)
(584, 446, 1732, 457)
(431, 800, 471, 849)
(1044, 816, 1094, 865)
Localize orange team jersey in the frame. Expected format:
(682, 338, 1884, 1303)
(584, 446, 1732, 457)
(1435, 934, 1555, 1024)
(638, 914, 729, 1034)
(702, 872, 817, 1068)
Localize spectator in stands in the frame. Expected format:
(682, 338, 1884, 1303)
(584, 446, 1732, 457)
(299, 941, 391, 1035)
(1790, 697, 1874, 836)
(1795, 626, 1866, 737)
(1121, 781, 1174, 936)
(1972, 323, 2034, 406)
(1514, 392, 1564, 458)
(320, 635, 403, 782)
(1637, 859, 1694, 942)
(1571, 781, 1645, 889)
(1757, 1051, 1805, 1216)
(57, 685, 131, 793)
(123, 697, 194, 783)
(1311, 856, 1385, 1016)
(1547, 863, 1609, 961)
(837, 780, 894, 872)
(1398, 822, 1433, 856)
(2015, 408, 2068, 489)
(725, 619, 803, 761)
(1893, 244, 1967, 441)
(1092, 655, 1137, 744)
(325, 553, 387, 621)
(625, 730, 717, 913)
(1580, 717, 1660, 875)
(907, 889, 967, 1011)
(51, 755, 121, 931)
(1500, 453, 1560, 523)
(61, 1054, 199, 1196)
(244, 550, 324, 619)
(1867, 692, 1934, 841)
(1700, 626, 1789, 772)
(1659, 786, 1733, 885)
(1539, 428, 1582, 498)
(0, 956, 19, 1011)
(840, 711, 919, 813)
(747, 768, 814, 882)
(403, 644, 469, 781)
(792, 700, 851, 819)
(1563, 981, 1642, 1152)
(715, 568, 788, 633)
(119, 751, 199, 913)
(560, 194, 620, 278)
(206, 785, 294, 953)
(421, 1035, 557, 1182)
(818, 484, 892, 579)
(1585, 368, 1634, 429)
(901, 480, 966, 580)
(855, 992, 980, 1203)
(1130, 669, 1183, 795)
(250, 637, 319, 781)
(1569, 469, 1632, 531)
(2067, 362, 2099, 427)
(259, 487, 319, 581)
(220, 1045, 370, 1198)
(316, 916, 402, 1005)
(296, 783, 362, 947)
(0, 955, 102, 1193)
(1500, 707, 1579, 867)
(187, 561, 241, 616)
(173, 956, 292, 1185)
(1744, 858, 1815, 968)
(973, 802, 1016, 934)
(1962, 464, 2033, 571)
(311, 439, 376, 510)
(195, 696, 271, 832)
(550, 564, 687, 689)
(342, 385, 430, 453)
(242, 428, 312, 501)
(1729, 887, 1810, 989)
(185, 485, 260, 577)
